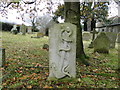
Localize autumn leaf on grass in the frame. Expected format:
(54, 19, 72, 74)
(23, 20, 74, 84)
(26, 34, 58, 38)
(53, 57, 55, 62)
(31, 73, 37, 76)
(44, 85, 53, 88)
(11, 77, 17, 81)
(34, 76, 41, 80)
(30, 68, 35, 70)
(45, 72, 49, 75)
(81, 75, 87, 78)
(93, 69, 99, 73)
(15, 70, 23, 73)
(27, 85, 32, 89)
(19, 75, 28, 80)
(35, 63, 42, 67)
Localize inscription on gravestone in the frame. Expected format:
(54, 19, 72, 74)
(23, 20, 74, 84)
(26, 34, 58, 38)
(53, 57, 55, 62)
(48, 23, 76, 80)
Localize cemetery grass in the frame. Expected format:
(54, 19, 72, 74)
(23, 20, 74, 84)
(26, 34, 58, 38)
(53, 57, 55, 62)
(1, 31, 119, 88)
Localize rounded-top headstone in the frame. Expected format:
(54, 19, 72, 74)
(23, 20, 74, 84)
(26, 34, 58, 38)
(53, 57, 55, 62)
(93, 32, 110, 54)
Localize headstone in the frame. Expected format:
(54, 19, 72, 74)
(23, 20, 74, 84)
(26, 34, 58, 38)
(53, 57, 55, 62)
(87, 20, 91, 31)
(0, 48, 5, 67)
(27, 26, 32, 34)
(20, 24, 26, 35)
(94, 32, 110, 53)
(105, 32, 117, 48)
(116, 33, 120, 43)
(82, 32, 92, 41)
(48, 23, 76, 80)
(11, 25, 18, 34)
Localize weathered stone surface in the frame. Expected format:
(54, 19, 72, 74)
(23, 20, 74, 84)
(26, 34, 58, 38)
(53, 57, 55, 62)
(105, 32, 117, 48)
(116, 32, 120, 43)
(48, 23, 76, 79)
(94, 32, 110, 53)
(82, 32, 92, 41)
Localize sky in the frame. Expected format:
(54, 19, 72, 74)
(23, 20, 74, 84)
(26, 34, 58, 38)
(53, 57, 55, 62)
(0, 0, 119, 26)
(108, 0, 119, 18)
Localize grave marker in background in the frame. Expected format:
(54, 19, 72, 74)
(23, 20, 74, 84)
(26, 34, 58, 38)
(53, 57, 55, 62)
(116, 32, 120, 43)
(105, 32, 117, 48)
(94, 32, 110, 53)
(82, 32, 92, 41)
(20, 24, 26, 35)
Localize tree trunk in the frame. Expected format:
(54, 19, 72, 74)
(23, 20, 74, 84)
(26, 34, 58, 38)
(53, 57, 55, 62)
(91, 18, 96, 41)
(64, 1, 87, 61)
(91, 18, 96, 31)
(84, 20, 87, 31)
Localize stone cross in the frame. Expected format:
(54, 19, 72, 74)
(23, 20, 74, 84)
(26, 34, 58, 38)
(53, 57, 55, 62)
(48, 23, 76, 80)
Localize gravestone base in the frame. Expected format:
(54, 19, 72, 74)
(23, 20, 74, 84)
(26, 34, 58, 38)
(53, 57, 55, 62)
(48, 76, 77, 82)
(94, 49, 109, 54)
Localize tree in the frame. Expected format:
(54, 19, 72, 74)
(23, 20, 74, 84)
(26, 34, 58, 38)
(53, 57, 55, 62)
(55, 2, 109, 31)
(0, 0, 57, 33)
(64, 1, 89, 65)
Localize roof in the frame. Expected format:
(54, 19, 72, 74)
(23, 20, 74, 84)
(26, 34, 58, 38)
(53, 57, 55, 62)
(96, 16, 120, 28)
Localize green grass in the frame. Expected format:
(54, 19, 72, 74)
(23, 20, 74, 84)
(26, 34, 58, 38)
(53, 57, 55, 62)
(1, 31, 119, 88)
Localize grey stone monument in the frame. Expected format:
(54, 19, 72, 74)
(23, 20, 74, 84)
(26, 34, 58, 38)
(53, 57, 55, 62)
(116, 32, 120, 43)
(82, 32, 92, 41)
(94, 32, 110, 53)
(105, 32, 117, 48)
(20, 24, 26, 35)
(48, 23, 76, 80)
(27, 26, 32, 34)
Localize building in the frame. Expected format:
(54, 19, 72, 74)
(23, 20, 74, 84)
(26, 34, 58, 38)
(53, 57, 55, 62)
(96, 16, 120, 33)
